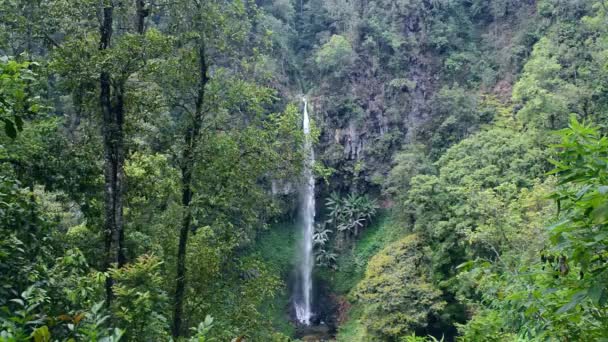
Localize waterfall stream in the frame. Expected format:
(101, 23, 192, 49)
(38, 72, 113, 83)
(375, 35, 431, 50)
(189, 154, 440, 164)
(295, 97, 315, 325)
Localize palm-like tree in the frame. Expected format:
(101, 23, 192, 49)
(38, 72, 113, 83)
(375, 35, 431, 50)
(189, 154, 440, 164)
(313, 223, 332, 246)
(327, 192, 378, 237)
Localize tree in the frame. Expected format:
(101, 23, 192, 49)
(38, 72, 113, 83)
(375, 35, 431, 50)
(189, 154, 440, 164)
(384, 143, 434, 203)
(157, 0, 260, 336)
(546, 117, 608, 335)
(109, 255, 169, 341)
(315, 34, 354, 75)
(170, 7, 210, 337)
(0, 58, 42, 139)
(426, 86, 488, 157)
(456, 118, 608, 340)
(95, 0, 158, 303)
(324, 192, 378, 250)
(354, 234, 446, 340)
(154, 1, 307, 336)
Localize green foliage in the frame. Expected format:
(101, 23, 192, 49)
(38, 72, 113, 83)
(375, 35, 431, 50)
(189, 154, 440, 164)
(354, 234, 446, 340)
(384, 143, 434, 207)
(247, 222, 297, 337)
(369, 113, 551, 338)
(68, 301, 124, 342)
(334, 304, 366, 342)
(546, 117, 608, 333)
(314, 35, 354, 75)
(314, 191, 380, 274)
(455, 310, 515, 342)
(109, 255, 169, 341)
(404, 126, 546, 268)
(549, 117, 608, 266)
(453, 119, 608, 340)
(185, 230, 283, 340)
(401, 335, 444, 342)
(326, 192, 378, 239)
(254, 222, 298, 278)
(1, 297, 124, 342)
(188, 315, 214, 342)
(0, 175, 123, 340)
(0, 58, 43, 139)
(313, 223, 337, 268)
(1, 286, 51, 341)
(330, 217, 407, 341)
(426, 86, 492, 157)
(0, 177, 54, 310)
(312, 161, 335, 184)
(0, 0, 307, 339)
(512, 37, 574, 129)
(513, 3, 608, 130)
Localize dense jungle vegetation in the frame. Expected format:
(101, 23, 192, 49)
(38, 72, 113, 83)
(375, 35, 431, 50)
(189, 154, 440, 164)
(2, 0, 608, 341)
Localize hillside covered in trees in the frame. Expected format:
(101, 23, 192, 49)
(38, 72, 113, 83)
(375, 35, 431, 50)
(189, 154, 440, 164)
(1, 0, 608, 341)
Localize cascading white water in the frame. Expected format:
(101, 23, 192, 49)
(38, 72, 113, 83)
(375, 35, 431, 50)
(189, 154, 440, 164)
(295, 97, 315, 325)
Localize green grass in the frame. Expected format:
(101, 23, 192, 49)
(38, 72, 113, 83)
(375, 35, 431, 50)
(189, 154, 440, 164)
(321, 213, 404, 295)
(325, 212, 407, 341)
(335, 304, 367, 342)
(255, 222, 298, 277)
(259, 287, 295, 338)
(252, 222, 298, 337)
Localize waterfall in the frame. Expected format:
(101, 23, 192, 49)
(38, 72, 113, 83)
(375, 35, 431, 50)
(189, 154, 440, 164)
(295, 97, 315, 325)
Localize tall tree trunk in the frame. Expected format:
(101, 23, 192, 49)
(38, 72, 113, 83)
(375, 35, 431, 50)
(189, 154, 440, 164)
(98, 0, 149, 304)
(99, 1, 116, 303)
(99, 1, 148, 304)
(99, 1, 128, 303)
(25, 0, 33, 55)
(135, 0, 148, 34)
(113, 82, 126, 268)
(172, 42, 209, 338)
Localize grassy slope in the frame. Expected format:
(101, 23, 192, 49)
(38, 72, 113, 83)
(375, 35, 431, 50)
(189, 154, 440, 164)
(327, 213, 402, 294)
(254, 222, 299, 337)
(322, 213, 406, 341)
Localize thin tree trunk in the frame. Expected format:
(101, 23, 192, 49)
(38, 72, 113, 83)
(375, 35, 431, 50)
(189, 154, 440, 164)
(113, 82, 126, 268)
(99, 1, 116, 303)
(113, 1, 148, 267)
(99, 1, 148, 304)
(25, 0, 33, 55)
(172, 41, 209, 338)
(135, 0, 148, 34)
(100, 0, 128, 303)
